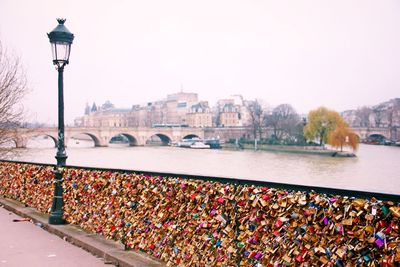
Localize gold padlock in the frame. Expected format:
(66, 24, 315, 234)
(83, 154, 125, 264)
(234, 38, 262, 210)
(389, 206, 400, 218)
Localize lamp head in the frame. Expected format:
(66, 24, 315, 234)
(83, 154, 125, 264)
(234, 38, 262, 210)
(48, 18, 74, 68)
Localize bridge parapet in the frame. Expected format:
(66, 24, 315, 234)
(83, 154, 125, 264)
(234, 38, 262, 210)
(11, 127, 205, 148)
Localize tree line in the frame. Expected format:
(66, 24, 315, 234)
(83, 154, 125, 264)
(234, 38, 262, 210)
(352, 102, 400, 128)
(245, 100, 358, 151)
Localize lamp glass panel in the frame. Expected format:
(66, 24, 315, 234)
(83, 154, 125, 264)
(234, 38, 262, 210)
(51, 43, 57, 62)
(52, 41, 71, 62)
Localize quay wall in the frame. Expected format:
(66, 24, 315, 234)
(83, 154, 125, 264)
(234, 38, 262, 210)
(0, 161, 399, 266)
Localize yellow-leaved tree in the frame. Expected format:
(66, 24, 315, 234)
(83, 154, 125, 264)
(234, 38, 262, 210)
(328, 124, 359, 152)
(304, 107, 359, 151)
(304, 107, 347, 146)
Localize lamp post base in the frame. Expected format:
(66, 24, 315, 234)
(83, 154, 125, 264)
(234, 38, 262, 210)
(49, 211, 65, 224)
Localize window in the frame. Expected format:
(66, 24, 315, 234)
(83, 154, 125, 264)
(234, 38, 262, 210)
(177, 102, 187, 108)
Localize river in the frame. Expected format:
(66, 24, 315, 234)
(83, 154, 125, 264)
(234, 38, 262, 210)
(10, 139, 400, 194)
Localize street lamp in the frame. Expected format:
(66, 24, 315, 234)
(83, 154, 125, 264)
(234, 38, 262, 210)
(47, 18, 74, 224)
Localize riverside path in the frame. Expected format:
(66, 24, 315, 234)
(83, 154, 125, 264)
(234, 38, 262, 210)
(0, 205, 105, 267)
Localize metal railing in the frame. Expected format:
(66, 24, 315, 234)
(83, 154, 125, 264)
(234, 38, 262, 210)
(1, 159, 399, 202)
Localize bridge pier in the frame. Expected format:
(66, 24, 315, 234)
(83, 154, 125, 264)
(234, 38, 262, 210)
(14, 138, 27, 148)
(97, 136, 109, 147)
(136, 135, 146, 146)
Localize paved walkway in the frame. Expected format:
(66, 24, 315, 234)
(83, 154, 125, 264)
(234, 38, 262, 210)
(0, 198, 164, 267)
(0, 205, 106, 267)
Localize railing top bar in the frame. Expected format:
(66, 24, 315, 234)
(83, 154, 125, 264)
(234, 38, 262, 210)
(1, 159, 399, 202)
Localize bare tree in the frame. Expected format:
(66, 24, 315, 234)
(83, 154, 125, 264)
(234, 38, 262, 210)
(246, 99, 264, 140)
(0, 41, 27, 156)
(355, 106, 372, 127)
(373, 106, 384, 127)
(212, 106, 221, 127)
(265, 104, 301, 142)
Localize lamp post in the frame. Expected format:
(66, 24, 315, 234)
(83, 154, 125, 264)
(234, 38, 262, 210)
(47, 18, 74, 225)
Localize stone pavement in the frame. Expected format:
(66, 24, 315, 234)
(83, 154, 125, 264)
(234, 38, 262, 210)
(0, 198, 164, 267)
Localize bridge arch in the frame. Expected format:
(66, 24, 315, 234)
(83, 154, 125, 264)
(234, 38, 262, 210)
(146, 133, 172, 146)
(26, 134, 57, 148)
(109, 133, 138, 146)
(368, 133, 386, 139)
(69, 133, 102, 147)
(182, 134, 200, 140)
(3, 138, 18, 148)
(367, 131, 390, 140)
(366, 133, 386, 144)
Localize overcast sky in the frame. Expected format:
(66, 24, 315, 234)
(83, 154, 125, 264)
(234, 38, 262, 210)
(1, 0, 399, 124)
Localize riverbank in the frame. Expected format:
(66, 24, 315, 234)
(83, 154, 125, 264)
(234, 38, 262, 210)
(223, 143, 357, 157)
(0, 161, 399, 266)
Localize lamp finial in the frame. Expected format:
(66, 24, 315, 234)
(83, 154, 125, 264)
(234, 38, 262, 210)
(57, 18, 66, 25)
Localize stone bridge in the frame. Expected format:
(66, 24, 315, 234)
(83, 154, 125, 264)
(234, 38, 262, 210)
(350, 127, 398, 142)
(11, 127, 205, 148)
(8, 126, 399, 148)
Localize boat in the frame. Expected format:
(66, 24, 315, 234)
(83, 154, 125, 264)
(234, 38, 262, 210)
(169, 141, 179, 147)
(172, 138, 221, 149)
(204, 139, 222, 149)
(383, 140, 395, 146)
(190, 142, 210, 149)
(177, 139, 195, 148)
(363, 139, 395, 146)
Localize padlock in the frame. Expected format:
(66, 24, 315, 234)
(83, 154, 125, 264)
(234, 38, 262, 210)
(389, 206, 400, 218)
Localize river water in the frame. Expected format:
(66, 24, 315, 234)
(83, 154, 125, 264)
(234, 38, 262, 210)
(11, 138, 400, 194)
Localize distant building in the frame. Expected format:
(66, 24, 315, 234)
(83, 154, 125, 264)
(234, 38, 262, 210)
(186, 101, 212, 127)
(164, 92, 198, 125)
(78, 110, 131, 128)
(75, 92, 202, 128)
(220, 103, 240, 127)
(75, 95, 400, 132)
(216, 95, 250, 127)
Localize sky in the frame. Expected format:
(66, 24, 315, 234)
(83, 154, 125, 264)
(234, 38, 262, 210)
(0, 0, 399, 125)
